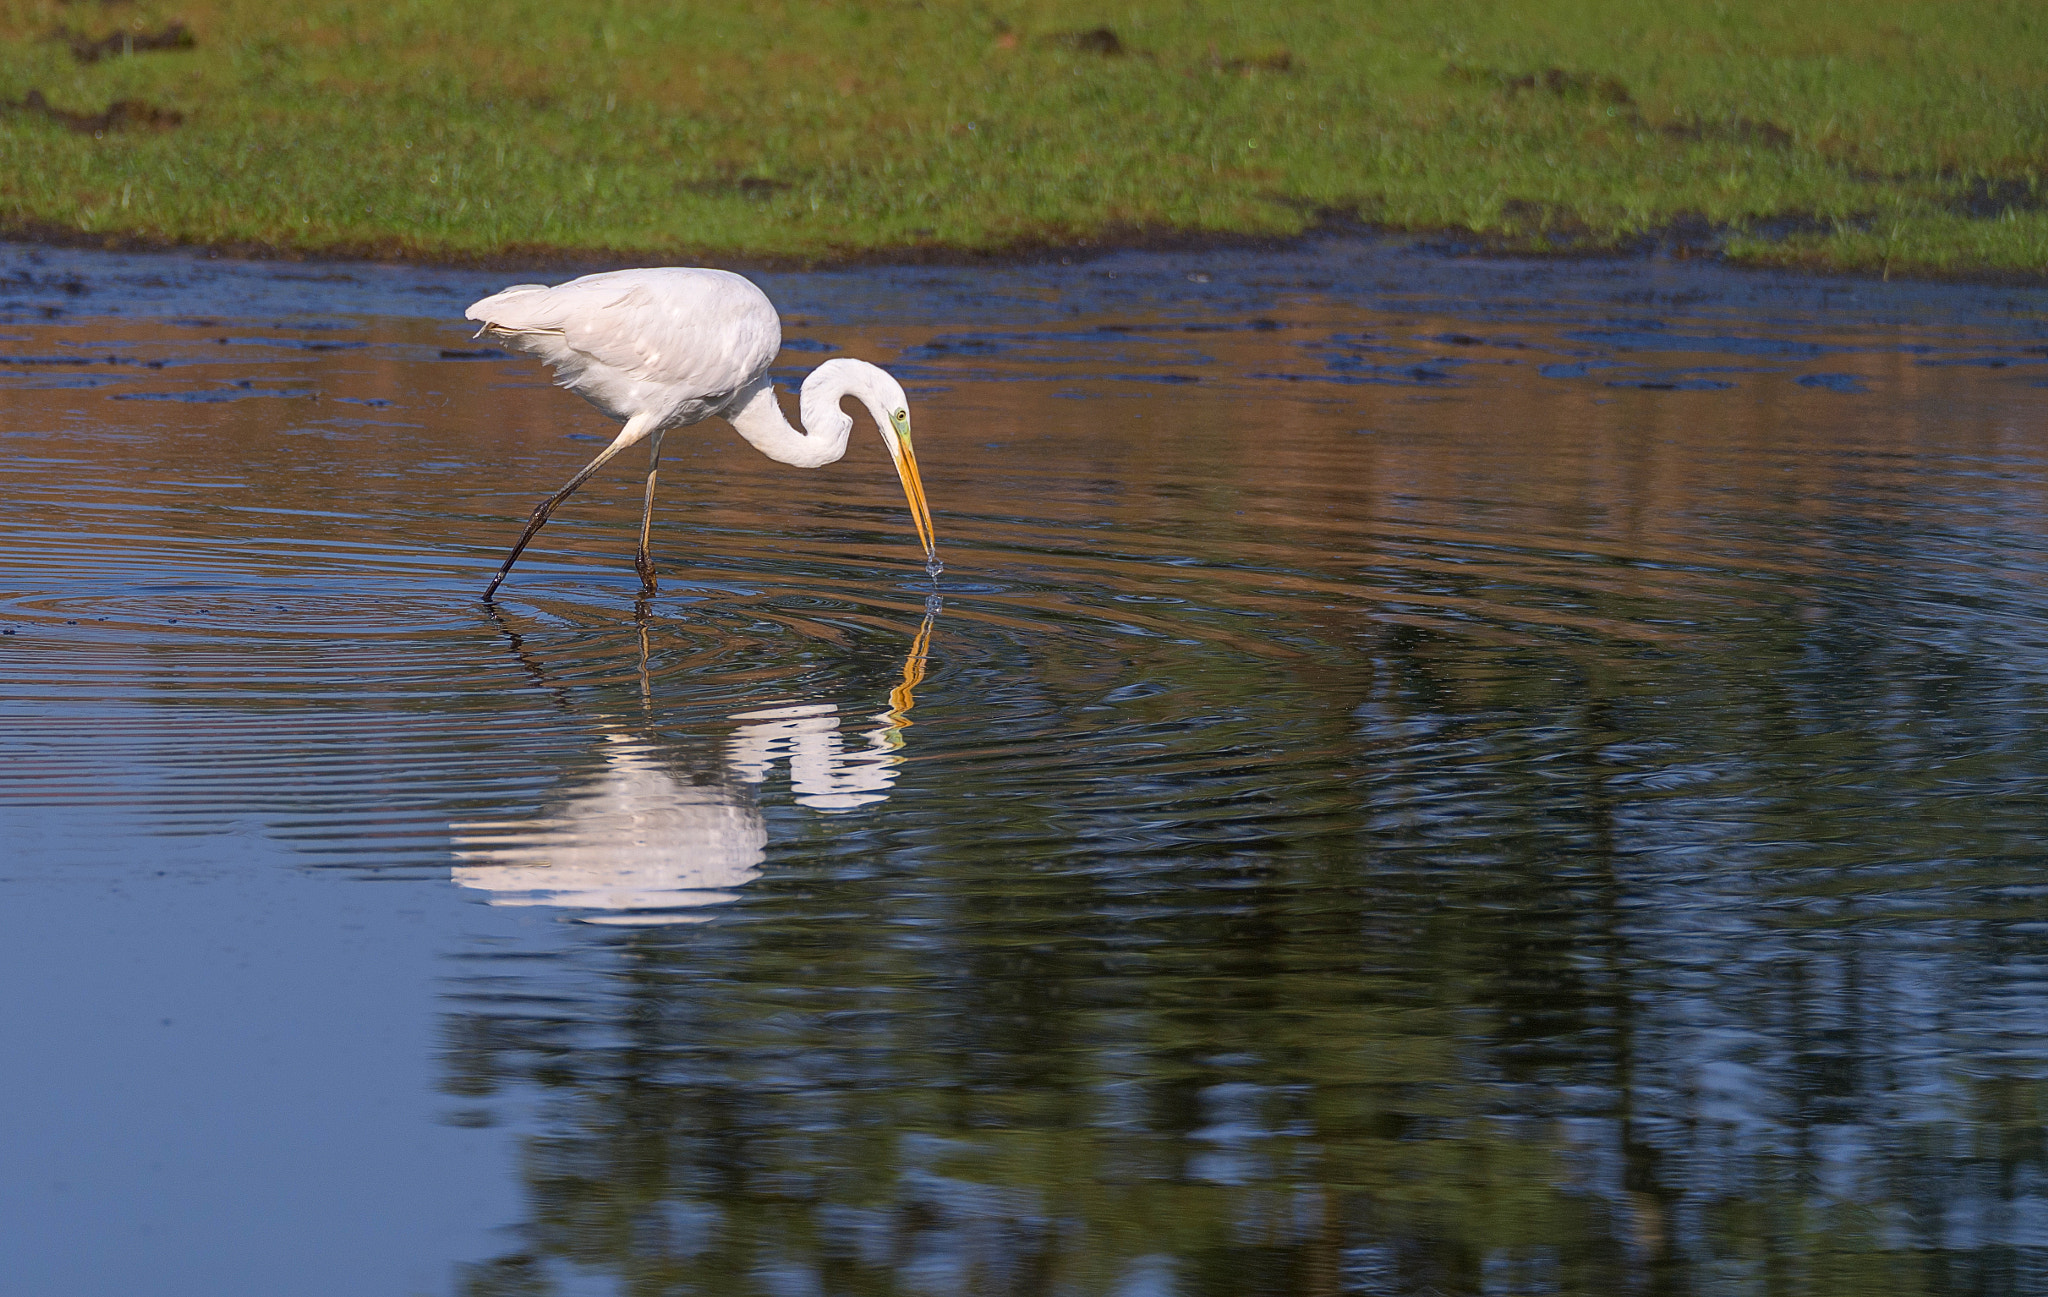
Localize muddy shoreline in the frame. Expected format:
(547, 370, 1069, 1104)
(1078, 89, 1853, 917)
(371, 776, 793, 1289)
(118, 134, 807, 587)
(8, 211, 2045, 292)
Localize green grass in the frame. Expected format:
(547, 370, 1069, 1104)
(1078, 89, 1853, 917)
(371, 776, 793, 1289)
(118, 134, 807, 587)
(1, 0, 2045, 277)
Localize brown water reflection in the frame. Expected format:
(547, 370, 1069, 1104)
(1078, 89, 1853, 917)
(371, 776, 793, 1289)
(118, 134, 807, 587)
(6, 246, 2048, 1296)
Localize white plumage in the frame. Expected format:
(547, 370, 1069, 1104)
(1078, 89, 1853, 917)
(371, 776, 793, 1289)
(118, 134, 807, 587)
(465, 267, 937, 599)
(469, 268, 778, 429)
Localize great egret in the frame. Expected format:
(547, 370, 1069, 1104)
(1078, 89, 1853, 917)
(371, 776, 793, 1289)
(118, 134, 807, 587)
(465, 267, 938, 599)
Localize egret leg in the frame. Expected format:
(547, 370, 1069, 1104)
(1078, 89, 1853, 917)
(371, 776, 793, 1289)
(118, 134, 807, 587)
(633, 427, 668, 598)
(483, 413, 656, 601)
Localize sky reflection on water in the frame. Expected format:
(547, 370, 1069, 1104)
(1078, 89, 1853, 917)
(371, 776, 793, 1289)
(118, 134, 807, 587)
(3, 239, 2048, 1296)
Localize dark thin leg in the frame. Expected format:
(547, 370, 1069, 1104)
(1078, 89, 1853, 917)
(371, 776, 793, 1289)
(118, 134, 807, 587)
(634, 427, 667, 598)
(483, 415, 655, 601)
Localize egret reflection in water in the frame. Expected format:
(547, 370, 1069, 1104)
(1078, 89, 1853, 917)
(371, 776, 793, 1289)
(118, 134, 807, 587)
(450, 614, 934, 923)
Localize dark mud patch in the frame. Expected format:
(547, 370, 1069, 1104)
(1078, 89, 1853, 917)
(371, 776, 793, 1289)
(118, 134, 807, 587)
(1846, 167, 2048, 221)
(1047, 27, 1125, 56)
(1449, 65, 1801, 157)
(1417, 207, 1874, 265)
(1661, 115, 1795, 149)
(3, 89, 181, 133)
(1944, 177, 2048, 219)
(1035, 28, 1286, 73)
(1737, 211, 1864, 241)
(55, 21, 195, 65)
(1212, 49, 1294, 76)
(1446, 63, 1635, 106)
(1498, 198, 1606, 242)
(678, 175, 793, 199)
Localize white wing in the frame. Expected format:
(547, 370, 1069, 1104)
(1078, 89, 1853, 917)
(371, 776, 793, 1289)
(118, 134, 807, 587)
(466, 267, 781, 408)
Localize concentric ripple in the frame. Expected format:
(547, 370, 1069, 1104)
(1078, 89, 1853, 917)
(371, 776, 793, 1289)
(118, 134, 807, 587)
(4, 272, 2048, 895)
(14, 243, 2048, 1295)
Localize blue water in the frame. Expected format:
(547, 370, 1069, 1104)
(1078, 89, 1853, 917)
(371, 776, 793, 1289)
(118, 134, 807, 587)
(5, 236, 2048, 1296)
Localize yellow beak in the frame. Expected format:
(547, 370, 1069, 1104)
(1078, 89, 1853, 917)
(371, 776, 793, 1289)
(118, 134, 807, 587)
(887, 420, 938, 562)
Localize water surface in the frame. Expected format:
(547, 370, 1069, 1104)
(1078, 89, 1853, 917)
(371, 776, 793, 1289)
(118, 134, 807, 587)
(5, 240, 2048, 1296)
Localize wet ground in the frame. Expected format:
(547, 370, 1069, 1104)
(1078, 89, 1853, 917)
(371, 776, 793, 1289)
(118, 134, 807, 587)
(5, 238, 2048, 1297)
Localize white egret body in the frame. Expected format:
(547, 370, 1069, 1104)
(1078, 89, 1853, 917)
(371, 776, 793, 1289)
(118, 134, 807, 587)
(465, 267, 936, 598)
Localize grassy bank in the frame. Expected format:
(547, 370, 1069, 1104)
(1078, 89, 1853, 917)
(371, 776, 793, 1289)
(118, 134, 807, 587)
(1, 0, 2045, 277)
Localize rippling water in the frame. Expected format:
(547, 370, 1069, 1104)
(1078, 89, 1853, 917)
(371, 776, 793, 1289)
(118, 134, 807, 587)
(6, 240, 2048, 1296)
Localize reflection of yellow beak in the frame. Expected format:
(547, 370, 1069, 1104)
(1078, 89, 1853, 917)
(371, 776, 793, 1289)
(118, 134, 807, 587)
(881, 613, 935, 745)
(887, 420, 938, 561)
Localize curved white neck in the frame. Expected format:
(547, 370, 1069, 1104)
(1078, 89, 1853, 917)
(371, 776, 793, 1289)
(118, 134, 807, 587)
(722, 362, 892, 469)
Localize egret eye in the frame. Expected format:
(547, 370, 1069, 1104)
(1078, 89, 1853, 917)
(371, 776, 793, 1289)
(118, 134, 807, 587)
(894, 409, 907, 422)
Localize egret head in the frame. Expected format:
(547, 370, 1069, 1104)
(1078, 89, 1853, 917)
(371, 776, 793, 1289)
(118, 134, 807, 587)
(807, 358, 936, 563)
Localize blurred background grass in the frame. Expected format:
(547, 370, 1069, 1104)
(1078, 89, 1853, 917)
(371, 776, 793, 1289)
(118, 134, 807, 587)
(0, 0, 2044, 276)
